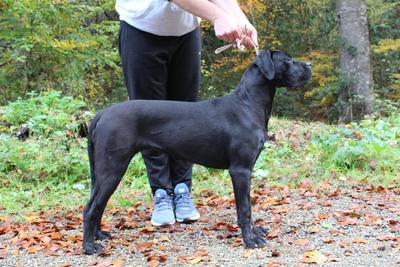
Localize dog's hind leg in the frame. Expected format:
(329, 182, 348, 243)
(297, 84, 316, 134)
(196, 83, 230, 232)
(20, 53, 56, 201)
(83, 149, 135, 255)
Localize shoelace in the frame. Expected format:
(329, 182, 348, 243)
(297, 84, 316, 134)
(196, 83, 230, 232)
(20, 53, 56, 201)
(174, 193, 192, 209)
(154, 195, 173, 211)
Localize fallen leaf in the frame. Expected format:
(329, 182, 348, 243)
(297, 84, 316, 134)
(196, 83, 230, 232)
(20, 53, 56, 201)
(159, 236, 170, 242)
(377, 235, 397, 241)
(323, 238, 335, 244)
(111, 259, 124, 267)
(294, 239, 309, 246)
(25, 215, 39, 223)
(307, 226, 320, 234)
(157, 245, 166, 251)
(0, 249, 7, 259)
(136, 241, 156, 249)
(189, 256, 202, 264)
(352, 238, 368, 244)
(177, 256, 187, 263)
(301, 251, 328, 264)
(271, 250, 280, 257)
(148, 260, 159, 267)
(194, 249, 208, 257)
(27, 247, 39, 254)
(267, 227, 280, 239)
(242, 250, 253, 257)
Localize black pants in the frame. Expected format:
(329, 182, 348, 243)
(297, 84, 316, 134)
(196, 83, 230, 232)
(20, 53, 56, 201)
(118, 21, 201, 195)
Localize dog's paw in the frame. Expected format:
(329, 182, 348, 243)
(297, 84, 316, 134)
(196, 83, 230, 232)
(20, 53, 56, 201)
(83, 242, 104, 255)
(252, 225, 268, 237)
(244, 236, 267, 248)
(95, 230, 111, 240)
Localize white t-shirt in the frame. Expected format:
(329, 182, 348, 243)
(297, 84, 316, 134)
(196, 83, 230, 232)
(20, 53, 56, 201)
(115, 0, 201, 36)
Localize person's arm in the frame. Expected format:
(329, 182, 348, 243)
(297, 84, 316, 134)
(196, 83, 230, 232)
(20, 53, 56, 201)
(210, 0, 258, 47)
(171, 0, 243, 44)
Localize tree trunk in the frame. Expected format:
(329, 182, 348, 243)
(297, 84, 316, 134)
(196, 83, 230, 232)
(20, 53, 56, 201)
(336, 0, 374, 122)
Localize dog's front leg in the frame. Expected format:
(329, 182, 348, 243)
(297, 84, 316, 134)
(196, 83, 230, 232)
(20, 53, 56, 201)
(229, 166, 267, 248)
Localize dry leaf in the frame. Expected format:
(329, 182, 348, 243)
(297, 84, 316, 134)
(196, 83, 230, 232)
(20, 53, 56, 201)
(294, 239, 309, 246)
(0, 249, 7, 259)
(189, 256, 202, 264)
(177, 255, 187, 263)
(242, 250, 253, 257)
(352, 238, 368, 244)
(301, 251, 328, 264)
(111, 259, 124, 267)
(136, 241, 156, 249)
(148, 260, 159, 267)
(25, 215, 39, 223)
(159, 236, 170, 242)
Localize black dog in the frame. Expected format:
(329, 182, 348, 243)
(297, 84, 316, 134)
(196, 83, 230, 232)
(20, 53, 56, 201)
(83, 50, 312, 255)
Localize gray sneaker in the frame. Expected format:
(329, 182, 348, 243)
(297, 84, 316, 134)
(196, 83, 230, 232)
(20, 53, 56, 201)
(174, 183, 200, 223)
(151, 189, 175, 226)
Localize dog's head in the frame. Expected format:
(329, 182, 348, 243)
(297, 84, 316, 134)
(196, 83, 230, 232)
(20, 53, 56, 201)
(254, 50, 312, 88)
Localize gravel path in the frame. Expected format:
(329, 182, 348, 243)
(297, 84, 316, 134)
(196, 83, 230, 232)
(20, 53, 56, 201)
(1, 185, 399, 266)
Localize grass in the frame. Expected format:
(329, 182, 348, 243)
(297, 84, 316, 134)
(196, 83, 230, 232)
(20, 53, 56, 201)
(0, 91, 399, 218)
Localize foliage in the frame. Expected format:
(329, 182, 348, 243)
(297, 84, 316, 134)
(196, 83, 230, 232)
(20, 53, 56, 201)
(2, 91, 88, 136)
(310, 114, 400, 186)
(0, 93, 398, 214)
(0, 0, 124, 107)
(0, 91, 91, 185)
(1, 0, 399, 121)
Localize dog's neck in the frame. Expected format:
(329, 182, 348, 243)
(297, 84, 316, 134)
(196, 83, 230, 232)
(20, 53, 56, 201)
(232, 64, 276, 127)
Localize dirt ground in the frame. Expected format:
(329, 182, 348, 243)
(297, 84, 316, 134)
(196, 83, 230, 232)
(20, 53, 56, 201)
(1, 183, 399, 266)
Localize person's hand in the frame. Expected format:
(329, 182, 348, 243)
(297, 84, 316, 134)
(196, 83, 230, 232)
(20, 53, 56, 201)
(212, 14, 243, 47)
(240, 23, 258, 49)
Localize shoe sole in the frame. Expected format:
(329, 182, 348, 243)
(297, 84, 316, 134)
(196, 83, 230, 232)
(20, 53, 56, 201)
(151, 219, 176, 227)
(176, 212, 200, 223)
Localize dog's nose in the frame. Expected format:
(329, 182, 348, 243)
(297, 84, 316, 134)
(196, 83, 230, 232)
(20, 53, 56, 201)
(304, 62, 312, 68)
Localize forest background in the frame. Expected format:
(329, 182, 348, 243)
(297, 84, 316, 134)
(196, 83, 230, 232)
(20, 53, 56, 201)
(1, 0, 399, 120)
(0, 0, 399, 214)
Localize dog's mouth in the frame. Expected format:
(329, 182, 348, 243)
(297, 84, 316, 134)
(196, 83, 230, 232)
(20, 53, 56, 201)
(291, 73, 311, 88)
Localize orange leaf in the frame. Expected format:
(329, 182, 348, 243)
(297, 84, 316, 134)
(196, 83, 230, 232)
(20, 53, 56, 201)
(177, 255, 188, 263)
(51, 233, 63, 240)
(157, 245, 166, 251)
(111, 259, 125, 267)
(148, 260, 159, 267)
(194, 249, 208, 257)
(27, 247, 39, 254)
(136, 241, 156, 249)
(352, 238, 368, 244)
(25, 215, 39, 223)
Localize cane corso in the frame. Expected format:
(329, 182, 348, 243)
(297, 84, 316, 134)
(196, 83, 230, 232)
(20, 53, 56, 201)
(83, 50, 312, 254)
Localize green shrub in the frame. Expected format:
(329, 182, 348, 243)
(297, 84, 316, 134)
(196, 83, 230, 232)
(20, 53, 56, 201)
(2, 91, 89, 137)
(0, 91, 92, 185)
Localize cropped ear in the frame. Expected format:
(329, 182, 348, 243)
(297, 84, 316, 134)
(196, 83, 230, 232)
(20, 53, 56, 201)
(254, 50, 275, 80)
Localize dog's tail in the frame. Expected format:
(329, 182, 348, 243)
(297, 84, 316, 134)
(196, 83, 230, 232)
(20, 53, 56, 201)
(87, 111, 103, 196)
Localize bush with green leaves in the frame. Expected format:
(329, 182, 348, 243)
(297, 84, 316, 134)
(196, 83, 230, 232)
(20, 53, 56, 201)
(0, 0, 125, 107)
(310, 114, 400, 185)
(0, 91, 92, 185)
(2, 91, 89, 137)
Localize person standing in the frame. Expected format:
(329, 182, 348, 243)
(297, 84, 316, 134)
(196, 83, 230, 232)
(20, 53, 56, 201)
(116, 0, 258, 226)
